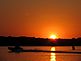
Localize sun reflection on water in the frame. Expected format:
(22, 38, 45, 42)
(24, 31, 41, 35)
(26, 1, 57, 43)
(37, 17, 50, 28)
(50, 47, 56, 61)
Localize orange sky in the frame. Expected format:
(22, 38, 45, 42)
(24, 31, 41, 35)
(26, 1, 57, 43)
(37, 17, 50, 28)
(0, 0, 81, 38)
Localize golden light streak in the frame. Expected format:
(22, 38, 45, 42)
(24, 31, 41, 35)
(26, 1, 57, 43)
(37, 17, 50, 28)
(50, 47, 56, 61)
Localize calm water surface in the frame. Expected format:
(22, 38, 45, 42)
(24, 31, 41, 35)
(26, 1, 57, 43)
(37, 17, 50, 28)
(0, 46, 81, 61)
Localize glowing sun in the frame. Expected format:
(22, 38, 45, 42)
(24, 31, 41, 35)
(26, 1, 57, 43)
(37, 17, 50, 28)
(49, 35, 57, 39)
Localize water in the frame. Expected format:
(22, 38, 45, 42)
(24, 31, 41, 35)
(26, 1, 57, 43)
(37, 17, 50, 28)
(0, 46, 81, 61)
(50, 47, 56, 61)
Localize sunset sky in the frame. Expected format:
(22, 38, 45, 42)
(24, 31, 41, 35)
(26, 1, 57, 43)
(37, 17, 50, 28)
(0, 0, 81, 38)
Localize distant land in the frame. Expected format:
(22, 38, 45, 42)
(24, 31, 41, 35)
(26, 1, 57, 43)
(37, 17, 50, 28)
(0, 36, 81, 46)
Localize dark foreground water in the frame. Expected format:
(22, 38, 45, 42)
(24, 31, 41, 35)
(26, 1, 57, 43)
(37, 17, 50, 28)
(0, 46, 81, 61)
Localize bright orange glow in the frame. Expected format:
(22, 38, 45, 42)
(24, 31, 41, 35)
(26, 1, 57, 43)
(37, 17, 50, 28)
(49, 35, 57, 39)
(50, 47, 56, 61)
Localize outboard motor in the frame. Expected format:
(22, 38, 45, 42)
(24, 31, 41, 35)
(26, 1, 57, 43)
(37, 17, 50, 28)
(72, 46, 75, 50)
(8, 46, 23, 53)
